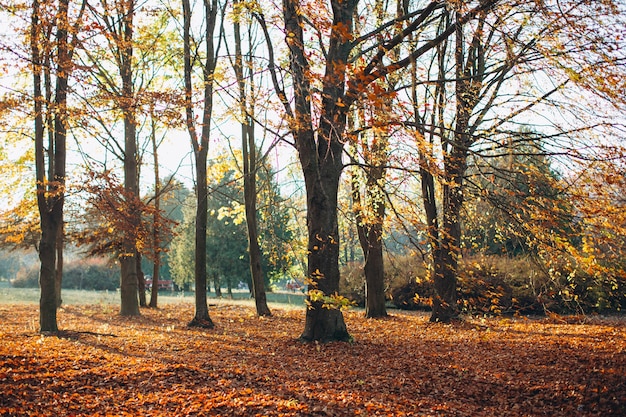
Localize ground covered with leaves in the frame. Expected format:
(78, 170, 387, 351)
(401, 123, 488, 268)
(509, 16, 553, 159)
(0, 303, 624, 416)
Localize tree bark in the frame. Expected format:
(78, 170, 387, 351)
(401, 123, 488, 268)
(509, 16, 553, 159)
(149, 116, 161, 308)
(429, 12, 483, 322)
(299, 156, 350, 342)
(213, 273, 221, 298)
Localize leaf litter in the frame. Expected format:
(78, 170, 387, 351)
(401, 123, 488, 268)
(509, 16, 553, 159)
(0, 303, 624, 416)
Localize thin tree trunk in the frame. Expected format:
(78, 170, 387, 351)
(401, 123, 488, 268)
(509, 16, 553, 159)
(232, 6, 271, 316)
(55, 222, 63, 308)
(137, 251, 147, 307)
(213, 273, 221, 298)
(183, 0, 219, 328)
(351, 171, 387, 318)
(149, 115, 161, 308)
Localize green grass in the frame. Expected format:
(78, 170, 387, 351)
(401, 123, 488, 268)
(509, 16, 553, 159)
(0, 282, 306, 309)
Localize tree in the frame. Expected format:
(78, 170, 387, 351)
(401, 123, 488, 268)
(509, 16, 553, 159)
(71, 170, 177, 286)
(206, 175, 250, 298)
(31, 0, 85, 331)
(400, 0, 626, 321)
(74, 0, 142, 316)
(182, 0, 223, 328)
(345, 0, 411, 319)
(228, 0, 271, 316)
(258, 0, 495, 340)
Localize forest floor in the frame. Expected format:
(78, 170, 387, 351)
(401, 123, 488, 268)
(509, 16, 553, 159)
(0, 303, 624, 416)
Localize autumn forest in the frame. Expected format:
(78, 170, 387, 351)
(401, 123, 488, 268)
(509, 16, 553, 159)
(0, 0, 625, 415)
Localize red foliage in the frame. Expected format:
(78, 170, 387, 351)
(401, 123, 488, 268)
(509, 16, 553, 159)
(0, 304, 624, 416)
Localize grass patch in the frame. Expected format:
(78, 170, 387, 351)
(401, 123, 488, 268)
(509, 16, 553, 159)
(0, 283, 306, 309)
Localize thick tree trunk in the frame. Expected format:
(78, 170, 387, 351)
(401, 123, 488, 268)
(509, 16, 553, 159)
(299, 159, 350, 342)
(279, 0, 356, 342)
(39, 219, 59, 333)
(430, 152, 465, 322)
(430, 247, 459, 322)
(119, 255, 139, 316)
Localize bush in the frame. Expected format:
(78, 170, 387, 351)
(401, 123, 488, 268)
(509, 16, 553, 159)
(390, 277, 434, 310)
(457, 261, 513, 315)
(389, 256, 531, 315)
(339, 262, 365, 307)
(343, 253, 625, 315)
(62, 258, 118, 291)
(11, 265, 38, 288)
(11, 257, 119, 291)
(339, 255, 430, 308)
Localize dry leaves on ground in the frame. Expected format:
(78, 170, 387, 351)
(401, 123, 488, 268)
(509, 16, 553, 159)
(0, 303, 624, 416)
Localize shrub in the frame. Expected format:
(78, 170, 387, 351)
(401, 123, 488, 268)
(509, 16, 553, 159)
(346, 253, 625, 315)
(457, 260, 513, 315)
(339, 262, 365, 307)
(11, 257, 119, 291)
(11, 265, 38, 288)
(62, 258, 118, 291)
(390, 277, 434, 310)
(339, 255, 430, 308)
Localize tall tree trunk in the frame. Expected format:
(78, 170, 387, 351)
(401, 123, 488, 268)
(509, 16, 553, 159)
(351, 168, 387, 318)
(183, 0, 219, 328)
(232, 4, 271, 316)
(191, 149, 212, 325)
(429, 10, 483, 322)
(115, 0, 140, 316)
(33, 0, 71, 332)
(243, 135, 271, 316)
(149, 115, 161, 308)
(276, 0, 357, 342)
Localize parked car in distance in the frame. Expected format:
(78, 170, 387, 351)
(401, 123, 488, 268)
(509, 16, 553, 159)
(144, 275, 174, 291)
